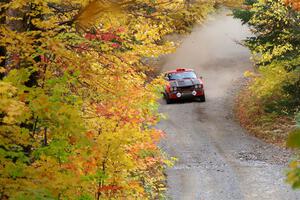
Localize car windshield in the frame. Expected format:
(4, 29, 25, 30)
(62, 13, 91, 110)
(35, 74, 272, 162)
(167, 71, 197, 80)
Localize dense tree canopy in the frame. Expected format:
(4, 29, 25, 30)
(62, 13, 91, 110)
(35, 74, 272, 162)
(0, 0, 219, 199)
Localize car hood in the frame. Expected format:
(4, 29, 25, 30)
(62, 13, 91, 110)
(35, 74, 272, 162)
(169, 78, 201, 87)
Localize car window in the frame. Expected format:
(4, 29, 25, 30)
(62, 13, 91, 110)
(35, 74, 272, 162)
(168, 71, 197, 80)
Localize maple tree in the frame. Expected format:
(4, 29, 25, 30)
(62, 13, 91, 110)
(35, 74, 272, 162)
(0, 0, 218, 199)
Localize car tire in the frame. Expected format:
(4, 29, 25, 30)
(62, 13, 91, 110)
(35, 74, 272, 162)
(165, 93, 172, 104)
(199, 94, 206, 102)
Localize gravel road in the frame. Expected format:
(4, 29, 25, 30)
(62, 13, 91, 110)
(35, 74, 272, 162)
(157, 10, 300, 200)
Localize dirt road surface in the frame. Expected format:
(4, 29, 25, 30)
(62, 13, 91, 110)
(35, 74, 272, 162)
(157, 10, 300, 200)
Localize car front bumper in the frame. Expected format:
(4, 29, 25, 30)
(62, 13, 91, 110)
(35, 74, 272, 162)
(168, 89, 204, 99)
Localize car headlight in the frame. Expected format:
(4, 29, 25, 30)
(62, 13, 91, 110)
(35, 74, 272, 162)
(171, 86, 177, 91)
(195, 84, 203, 89)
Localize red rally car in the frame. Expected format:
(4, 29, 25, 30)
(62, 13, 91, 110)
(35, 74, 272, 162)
(163, 68, 205, 104)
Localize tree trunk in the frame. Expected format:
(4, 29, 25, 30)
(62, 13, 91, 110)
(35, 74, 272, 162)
(4, 2, 29, 70)
(0, 1, 9, 74)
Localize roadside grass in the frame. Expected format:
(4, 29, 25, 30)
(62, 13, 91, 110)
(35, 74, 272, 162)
(235, 80, 296, 147)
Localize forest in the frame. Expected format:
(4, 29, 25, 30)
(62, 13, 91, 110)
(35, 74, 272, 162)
(0, 0, 218, 199)
(1, 0, 300, 199)
(233, 0, 300, 189)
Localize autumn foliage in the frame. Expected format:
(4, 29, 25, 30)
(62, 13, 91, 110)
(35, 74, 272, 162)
(285, 0, 300, 10)
(233, 0, 300, 189)
(0, 0, 215, 199)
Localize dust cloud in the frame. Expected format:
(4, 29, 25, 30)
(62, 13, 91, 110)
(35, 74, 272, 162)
(162, 9, 252, 99)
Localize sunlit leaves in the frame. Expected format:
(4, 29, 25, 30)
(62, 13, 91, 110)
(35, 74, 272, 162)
(287, 159, 300, 189)
(0, 82, 28, 123)
(285, 0, 300, 10)
(0, 0, 215, 198)
(236, 0, 300, 114)
(75, 0, 123, 30)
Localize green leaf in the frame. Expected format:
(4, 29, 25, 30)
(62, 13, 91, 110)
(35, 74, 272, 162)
(287, 129, 300, 148)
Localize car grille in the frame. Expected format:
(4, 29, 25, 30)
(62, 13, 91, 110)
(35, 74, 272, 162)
(178, 86, 194, 92)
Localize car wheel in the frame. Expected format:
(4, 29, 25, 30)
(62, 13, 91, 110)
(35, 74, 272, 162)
(165, 93, 172, 104)
(197, 94, 205, 102)
(198, 94, 205, 102)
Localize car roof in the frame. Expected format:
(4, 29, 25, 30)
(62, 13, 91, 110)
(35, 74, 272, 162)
(164, 68, 194, 74)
